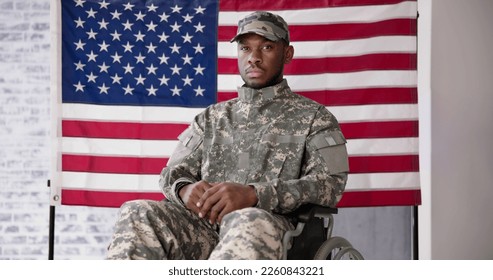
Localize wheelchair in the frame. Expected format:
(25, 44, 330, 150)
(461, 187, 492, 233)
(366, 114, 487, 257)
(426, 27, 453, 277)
(283, 204, 364, 260)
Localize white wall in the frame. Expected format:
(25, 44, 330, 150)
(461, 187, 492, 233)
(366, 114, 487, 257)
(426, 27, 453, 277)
(420, 0, 493, 259)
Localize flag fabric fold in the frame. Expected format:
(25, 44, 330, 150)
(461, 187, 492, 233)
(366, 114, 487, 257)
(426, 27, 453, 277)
(51, 0, 420, 208)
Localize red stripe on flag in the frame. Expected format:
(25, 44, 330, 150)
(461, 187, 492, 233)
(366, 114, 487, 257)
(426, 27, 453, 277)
(61, 120, 417, 140)
(219, 0, 415, 10)
(62, 154, 417, 174)
(337, 189, 421, 207)
(349, 155, 419, 174)
(290, 19, 417, 41)
(62, 154, 168, 174)
(61, 189, 165, 208)
(341, 121, 418, 139)
(218, 87, 418, 105)
(60, 189, 421, 208)
(219, 19, 417, 42)
(62, 120, 188, 140)
(219, 53, 417, 74)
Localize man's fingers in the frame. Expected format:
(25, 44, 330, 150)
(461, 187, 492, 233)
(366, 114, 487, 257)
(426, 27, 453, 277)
(216, 204, 234, 224)
(207, 201, 226, 225)
(197, 184, 235, 224)
(197, 187, 220, 218)
(196, 182, 257, 223)
(179, 180, 213, 215)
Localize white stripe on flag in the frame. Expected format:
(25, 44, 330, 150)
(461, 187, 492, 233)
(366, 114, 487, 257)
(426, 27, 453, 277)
(329, 104, 419, 122)
(347, 138, 419, 156)
(60, 171, 420, 192)
(347, 172, 421, 191)
(61, 103, 419, 123)
(62, 104, 203, 123)
(62, 171, 159, 192)
(62, 138, 178, 157)
(218, 36, 417, 58)
(218, 71, 417, 91)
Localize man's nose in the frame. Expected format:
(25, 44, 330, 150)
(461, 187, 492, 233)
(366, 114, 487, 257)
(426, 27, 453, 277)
(248, 49, 262, 65)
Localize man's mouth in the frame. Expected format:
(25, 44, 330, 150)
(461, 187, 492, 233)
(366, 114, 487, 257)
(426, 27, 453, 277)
(245, 68, 263, 78)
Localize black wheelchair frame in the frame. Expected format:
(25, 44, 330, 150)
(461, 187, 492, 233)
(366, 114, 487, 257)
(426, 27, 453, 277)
(284, 204, 364, 260)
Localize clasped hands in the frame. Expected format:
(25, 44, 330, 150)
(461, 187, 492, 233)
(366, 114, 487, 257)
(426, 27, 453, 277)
(178, 180, 258, 225)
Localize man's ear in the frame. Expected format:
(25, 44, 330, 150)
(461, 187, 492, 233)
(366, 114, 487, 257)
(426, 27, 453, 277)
(284, 45, 294, 64)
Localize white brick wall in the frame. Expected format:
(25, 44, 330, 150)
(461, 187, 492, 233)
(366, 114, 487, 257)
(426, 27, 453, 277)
(0, 0, 118, 260)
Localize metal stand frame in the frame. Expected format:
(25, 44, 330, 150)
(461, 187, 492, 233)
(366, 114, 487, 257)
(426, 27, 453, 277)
(412, 205, 419, 260)
(48, 180, 55, 260)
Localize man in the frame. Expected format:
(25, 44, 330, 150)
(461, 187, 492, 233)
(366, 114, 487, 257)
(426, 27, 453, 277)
(106, 11, 348, 260)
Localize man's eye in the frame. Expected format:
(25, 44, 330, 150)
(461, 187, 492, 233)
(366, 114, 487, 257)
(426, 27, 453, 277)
(240, 46, 249, 51)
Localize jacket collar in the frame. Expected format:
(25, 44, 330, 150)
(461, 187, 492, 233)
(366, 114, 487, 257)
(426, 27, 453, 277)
(237, 79, 290, 103)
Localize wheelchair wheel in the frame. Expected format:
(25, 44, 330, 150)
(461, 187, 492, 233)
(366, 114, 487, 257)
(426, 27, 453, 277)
(333, 246, 364, 260)
(313, 236, 364, 260)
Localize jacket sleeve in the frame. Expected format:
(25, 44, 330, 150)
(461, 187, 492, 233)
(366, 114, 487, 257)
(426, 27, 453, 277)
(159, 114, 204, 205)
(250, 106, 349, 214)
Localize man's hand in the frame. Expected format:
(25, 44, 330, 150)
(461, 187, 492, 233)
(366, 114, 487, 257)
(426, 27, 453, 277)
(196, 182, 258, 225)
(178, 180, 213, 215)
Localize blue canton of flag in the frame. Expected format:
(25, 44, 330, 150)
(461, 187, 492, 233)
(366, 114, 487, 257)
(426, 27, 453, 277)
(62, 0, 218, 107)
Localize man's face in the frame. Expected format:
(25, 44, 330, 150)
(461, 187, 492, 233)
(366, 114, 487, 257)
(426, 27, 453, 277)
(237, 33, 293, 89)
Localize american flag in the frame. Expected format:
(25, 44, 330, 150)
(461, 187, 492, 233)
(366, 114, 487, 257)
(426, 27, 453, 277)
(50, 0, 420, 208)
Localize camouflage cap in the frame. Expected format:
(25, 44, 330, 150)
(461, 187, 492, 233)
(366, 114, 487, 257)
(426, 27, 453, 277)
(230, 11, 290, 44)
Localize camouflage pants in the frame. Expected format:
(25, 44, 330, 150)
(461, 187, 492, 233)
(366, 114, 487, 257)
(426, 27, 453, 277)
(106, 199, 294, 260)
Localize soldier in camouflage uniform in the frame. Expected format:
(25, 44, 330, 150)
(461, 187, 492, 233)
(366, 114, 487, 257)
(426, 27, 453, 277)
(106, 11, 349, 260)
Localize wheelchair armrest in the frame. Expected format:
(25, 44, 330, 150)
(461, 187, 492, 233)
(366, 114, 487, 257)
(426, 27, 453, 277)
(291, 204, 338, 224)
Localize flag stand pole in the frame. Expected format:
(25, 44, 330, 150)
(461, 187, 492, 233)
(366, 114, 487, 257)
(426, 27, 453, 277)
(48, 180, 55, 260)
(412, 205, 419, 260)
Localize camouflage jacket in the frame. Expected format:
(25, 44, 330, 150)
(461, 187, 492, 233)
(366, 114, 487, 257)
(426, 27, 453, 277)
(160, 80, 348, 214)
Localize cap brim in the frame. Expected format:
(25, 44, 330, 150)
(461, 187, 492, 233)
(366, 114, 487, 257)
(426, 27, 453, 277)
(230, 29, 279, 43)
